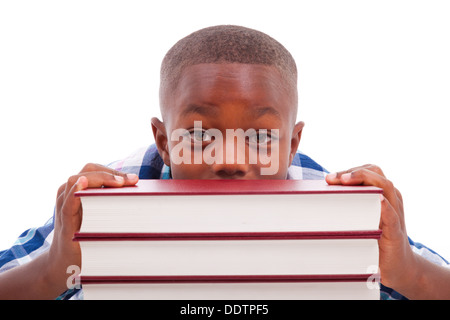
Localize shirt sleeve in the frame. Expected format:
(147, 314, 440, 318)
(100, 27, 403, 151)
(0, 146, 160, 299)
(380, 237, 449, 300)
(0, 216, 54, 273)
(408, 237, 449, 267)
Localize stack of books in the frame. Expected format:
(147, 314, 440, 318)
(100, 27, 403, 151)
(74, 179, 382, 300)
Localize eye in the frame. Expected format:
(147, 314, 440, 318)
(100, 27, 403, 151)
(248, 130, 272, 145)
(189, 129, 212, 143)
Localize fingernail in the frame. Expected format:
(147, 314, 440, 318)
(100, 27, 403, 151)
(76, 176, 86, 191)
(127, 173, 138, 180)
(114, 175, 124, 183)
(327, 172, 337, 179)
(380, 194, 385, 201)
(341, 173, 352, 182)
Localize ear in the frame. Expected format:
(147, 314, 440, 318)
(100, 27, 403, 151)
(289, 121, 305, 165)
(151, 117, 171, 167)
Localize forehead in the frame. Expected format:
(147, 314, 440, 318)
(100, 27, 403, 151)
(165, 63, 296, 126)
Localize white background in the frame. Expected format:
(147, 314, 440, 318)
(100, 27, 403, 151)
(0, 1, 449, 260)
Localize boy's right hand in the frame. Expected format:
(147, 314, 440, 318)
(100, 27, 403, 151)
(46, 163, 139, 296)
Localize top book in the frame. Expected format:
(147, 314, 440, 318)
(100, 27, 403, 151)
(75, 179, 382, 234)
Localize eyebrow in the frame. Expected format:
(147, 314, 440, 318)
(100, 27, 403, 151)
(181, 104, 220, 117)
(180, 104, 282, 120)
(252, 106, 282, 120)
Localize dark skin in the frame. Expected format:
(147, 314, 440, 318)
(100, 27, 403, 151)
(1, 63, 449, 299)
(152, 63, 303, 179)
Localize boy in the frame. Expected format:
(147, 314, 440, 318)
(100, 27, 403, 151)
(0, 25, 449, 300)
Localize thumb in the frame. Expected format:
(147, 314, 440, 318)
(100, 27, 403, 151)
(60, 176, 88, 236)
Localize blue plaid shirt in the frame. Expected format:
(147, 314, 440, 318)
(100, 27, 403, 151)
(0, 144, 448, 299)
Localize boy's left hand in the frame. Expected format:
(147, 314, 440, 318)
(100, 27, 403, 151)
(326, 164, 417, 293)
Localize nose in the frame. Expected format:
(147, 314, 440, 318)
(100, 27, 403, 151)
(210, 136, 250, 179)
(212, 162, 248, 178)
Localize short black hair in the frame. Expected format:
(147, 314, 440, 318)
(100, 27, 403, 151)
(159, 25, 298, 116)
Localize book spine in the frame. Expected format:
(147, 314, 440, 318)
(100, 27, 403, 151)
(74, 179, 383, 197)
(80, 274, 379, 284)
(73, 230, 382, 241)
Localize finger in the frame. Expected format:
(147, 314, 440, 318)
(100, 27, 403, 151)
(395, 187, 403, 203)
(364, 164, 385, 177)
(61, 171, 138, 224)
(60, 176, 88, 236)
(80, 171, 139, 188)
(55, 188, 66, 227)
(79, 163, 133, 179)
(338, 169, 400, 206)
(394, 187, 404, 222)
(345, 169, 397, 205)
(327, 168, 401, 211)
(379, 194, 406, 240)
(64, 171, 138, 196)
(55, 183, 67, 226)
(57, 183, 66, 199)
(340, 169, 384, 186)
(326, 164, 385, 184)
(326, 166, 379, 185)
(58, 170, 138, 229)
(78, 163, 140, 188)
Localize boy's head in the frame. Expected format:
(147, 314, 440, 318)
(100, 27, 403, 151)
(152, 25, 304, 179)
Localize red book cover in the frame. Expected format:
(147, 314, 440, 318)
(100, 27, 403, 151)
(73, 230, 382, 241)
(74, 179, 383, 197)
(80, 274, 378, 284)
